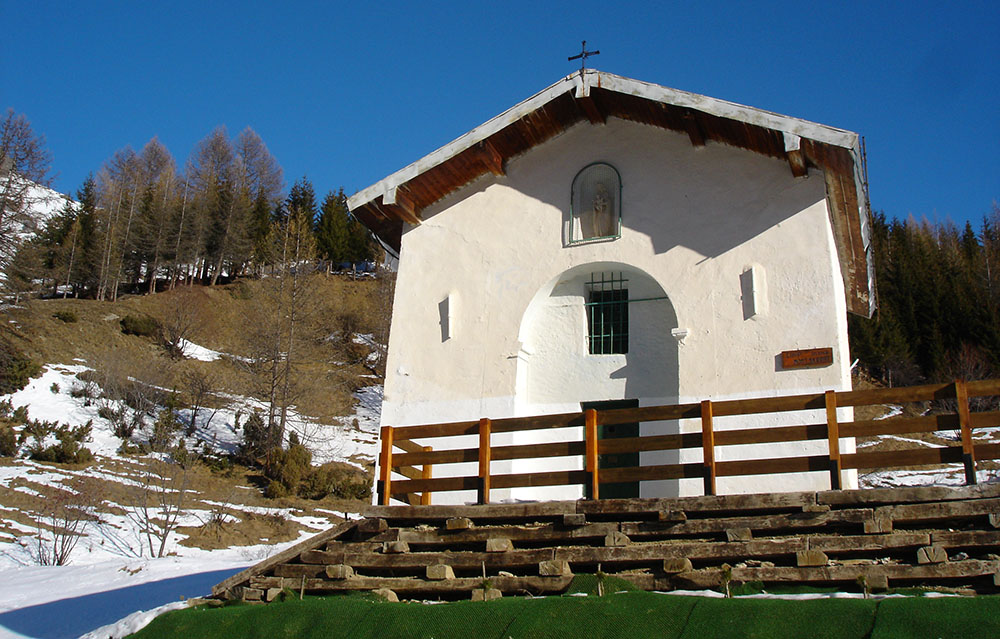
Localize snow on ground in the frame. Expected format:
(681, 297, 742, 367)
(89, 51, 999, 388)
(876, 405, 903, 420)
(4, 362, 381, 467)
(861, 465, 1000, 488)
(80, 601, 188, 639)
(176, 339, 223, 362)
(856, 434, 943, 449)
(0, 535, 318, 639)
(0, 358, 381, 569)
(0, 343, 383, 638)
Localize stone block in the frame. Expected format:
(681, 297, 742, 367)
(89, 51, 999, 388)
(472, 588, 503, 601)
(562, 513, 586, 527)
(605, 531, 630, 547)
(864, 516, 893, 534)
(802, 503, 831, 513)
(988, 513, 999, 529)
(486, 538, 514, 553)
(867, 572, 889, 592)
(265, 588, 283, 602)
(357, 518, 388, 533)
(916, 545, 948, 565)
(426, 564, 455, 580)
(373, 588, 398, 602)
(382, 541, 410, 554)
(725, 528, 752, 542)
(242, 588, 263, 602)
(796, 550, 829, 567)
(663, 558, 693, 574)
(539, 560, 572, 577)
(326, 564, 355, 580)
(658, 510, 687, 522)
(446, 517, 473, 530)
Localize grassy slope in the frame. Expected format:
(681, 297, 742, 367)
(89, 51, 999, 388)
(4, 276, 385, 420)
(0, 275, 388, 551)
(131, 593, 1000, 639)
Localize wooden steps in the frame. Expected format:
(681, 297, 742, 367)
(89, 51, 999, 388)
(213, 484, 1000, 602)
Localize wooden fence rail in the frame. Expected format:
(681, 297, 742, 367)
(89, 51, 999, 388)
(377, 379, 1000, 506)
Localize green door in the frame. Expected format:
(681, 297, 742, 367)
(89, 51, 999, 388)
(582, 399, 640, 499)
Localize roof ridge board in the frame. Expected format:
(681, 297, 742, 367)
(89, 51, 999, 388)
(590, 71, 858, 149)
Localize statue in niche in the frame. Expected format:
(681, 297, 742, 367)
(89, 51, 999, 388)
(588, 182, 614, 238)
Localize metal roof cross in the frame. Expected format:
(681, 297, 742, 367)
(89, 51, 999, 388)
(568, 40, 600, 71)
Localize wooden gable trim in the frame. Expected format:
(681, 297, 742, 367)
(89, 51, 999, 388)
(349, 70, 875, 316)
(477, 139, 506, 176)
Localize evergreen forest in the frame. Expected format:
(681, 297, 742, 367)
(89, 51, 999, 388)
(849, 208, 1000, 386)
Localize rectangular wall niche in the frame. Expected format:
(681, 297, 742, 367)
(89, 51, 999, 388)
(438, 293, 457, 341)
(740, 265, 767, 320)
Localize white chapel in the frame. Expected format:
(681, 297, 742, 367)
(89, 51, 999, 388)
(350, 70, 875, 503)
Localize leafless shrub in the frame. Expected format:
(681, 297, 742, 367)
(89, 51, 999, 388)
(88, 352, 175, 442)
(935, 344, 999, 413)
(161, 294, 204, 359)
(29, 483, 98, 565)
(125, 456, 189, 558)
(369, 267, 395, 376)
(182, 367, 219, 436)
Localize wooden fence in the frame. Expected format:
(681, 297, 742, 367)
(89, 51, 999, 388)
(377, 380, 1000, 506)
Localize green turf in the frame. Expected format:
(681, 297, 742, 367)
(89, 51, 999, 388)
(869, 596, 1000, 639)
(130, 593, 1000, 639)
(681, 597, 877, 639)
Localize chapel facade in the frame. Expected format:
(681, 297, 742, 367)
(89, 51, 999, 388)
(350, 70, 874, 504)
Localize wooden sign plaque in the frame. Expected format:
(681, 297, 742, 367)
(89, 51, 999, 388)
(781, 347, 834, 370)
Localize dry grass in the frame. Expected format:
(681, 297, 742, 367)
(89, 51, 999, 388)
(0, 274, 387, 554)
(177, 511, 305, 551)
(0, 454, 366, 554)
(4, 274, 387, 421)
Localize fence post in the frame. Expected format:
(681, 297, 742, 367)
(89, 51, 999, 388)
(955, 379, 977, 485)
(585, 409, 599, 500)
(825, 390, 842, 490)
(421, 446, 433, 505)
(478, 418, 492, 505)
(378, 426, 394, 506)
(701, 400, 716, 496)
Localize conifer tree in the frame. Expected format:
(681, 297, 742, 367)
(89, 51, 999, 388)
(315, 188, 350, 267)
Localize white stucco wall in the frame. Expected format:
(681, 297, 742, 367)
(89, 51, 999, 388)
(379, 117, 854, 504)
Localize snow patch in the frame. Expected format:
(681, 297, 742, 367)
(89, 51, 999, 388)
(177, 339, 223, 362)
(80, 600, 188, 639)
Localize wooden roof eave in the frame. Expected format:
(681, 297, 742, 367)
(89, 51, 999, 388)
(348, 70, 876, 316)
(348, 70, 860, 215)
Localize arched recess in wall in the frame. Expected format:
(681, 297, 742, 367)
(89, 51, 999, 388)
(514, 261, 679, 412)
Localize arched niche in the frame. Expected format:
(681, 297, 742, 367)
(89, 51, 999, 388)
(508, 262, 680, 500)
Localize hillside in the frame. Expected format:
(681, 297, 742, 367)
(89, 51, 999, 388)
(0, 274, 390, 575)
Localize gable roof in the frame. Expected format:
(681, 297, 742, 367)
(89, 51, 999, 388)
(349, 69, 875, 317)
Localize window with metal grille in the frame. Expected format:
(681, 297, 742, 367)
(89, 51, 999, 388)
(570, 163, 621, 244)
(585, 272, 628, 354)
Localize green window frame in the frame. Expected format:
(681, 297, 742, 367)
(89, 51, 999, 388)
(585, 272, 628, 354)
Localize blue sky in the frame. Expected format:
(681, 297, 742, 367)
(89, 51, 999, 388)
(3, 1, 997, 228)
